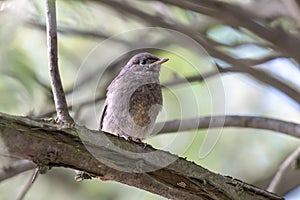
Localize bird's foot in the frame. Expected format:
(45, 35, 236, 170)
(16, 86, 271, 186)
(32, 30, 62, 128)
(119, 135, 142, 143)
(74, 171, 95, 182)
(118, 135, 151, 149)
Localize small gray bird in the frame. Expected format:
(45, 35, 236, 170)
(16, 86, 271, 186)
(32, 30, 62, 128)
(100, 52, 169, 141)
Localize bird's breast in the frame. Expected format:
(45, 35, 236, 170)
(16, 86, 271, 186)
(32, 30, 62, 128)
(128, 83, 162, 127)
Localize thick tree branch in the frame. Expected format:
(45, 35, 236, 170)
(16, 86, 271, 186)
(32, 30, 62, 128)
(45, 0, 73, 124)
(0, 113, 282, 200)
(156, 115, 300, 138)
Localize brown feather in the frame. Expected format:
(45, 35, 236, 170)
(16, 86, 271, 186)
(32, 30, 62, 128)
(129, 83, 162, 127)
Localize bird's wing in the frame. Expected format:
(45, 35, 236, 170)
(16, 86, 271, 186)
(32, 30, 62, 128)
(99, 72, 125, 130)
(99, 102, 108, 130)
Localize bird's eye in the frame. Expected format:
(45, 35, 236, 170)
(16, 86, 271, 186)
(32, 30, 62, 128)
(139, 59, 147, 65)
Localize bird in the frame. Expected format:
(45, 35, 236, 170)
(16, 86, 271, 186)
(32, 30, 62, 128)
(100, 52, 169, 141)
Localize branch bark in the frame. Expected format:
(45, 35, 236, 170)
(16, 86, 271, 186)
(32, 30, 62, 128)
(0, 112, 283, 200)
(267, 146, 300, 195)
(45, 0, 73, 124)
(156, 115, 300, 138)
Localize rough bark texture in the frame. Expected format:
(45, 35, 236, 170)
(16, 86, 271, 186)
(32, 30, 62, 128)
(0, 113, 282, 200)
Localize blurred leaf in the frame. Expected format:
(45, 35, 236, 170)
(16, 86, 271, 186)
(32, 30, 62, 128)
(1, 48, 40, 96)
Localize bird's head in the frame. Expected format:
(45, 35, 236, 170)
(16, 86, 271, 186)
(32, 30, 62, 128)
(124, 52, 169, 74)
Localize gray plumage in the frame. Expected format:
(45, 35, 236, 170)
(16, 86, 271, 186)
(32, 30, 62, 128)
(100, 52, 168, 140)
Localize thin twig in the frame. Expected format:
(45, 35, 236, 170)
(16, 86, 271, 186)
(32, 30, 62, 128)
(163, 70, 222, 88)
(0, 160, 35, 182)
(155, 115, 300, 138)
(45, 0, 73, 124)
(16, 167, 40, 200)
(267, 146, 300, 195)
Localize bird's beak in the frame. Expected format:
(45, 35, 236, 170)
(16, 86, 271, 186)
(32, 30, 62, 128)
(150, 58, 169, 67)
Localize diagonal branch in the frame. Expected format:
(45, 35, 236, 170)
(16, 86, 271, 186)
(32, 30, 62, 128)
(267, 146, 300, 195)
(159, 0, 300, 67)
(0, 112, 283, 200)
(45, 0, 73, 124)
(16, 167, 39, 200)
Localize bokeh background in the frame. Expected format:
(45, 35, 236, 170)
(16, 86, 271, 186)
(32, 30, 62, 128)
(0, 0, 299, 199)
